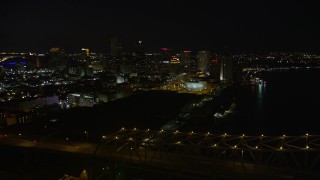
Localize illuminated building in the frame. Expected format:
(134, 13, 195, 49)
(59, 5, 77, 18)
(197, 51, 210, 73)
(88, 61, 104, 74)
(131, 40, 146, 74)
(209, 58, 220, 80)
(18, 95, 59, 111)
(185, 81, 207, 90)
(36, 56, 41, 68)
(110, 37, 123, 57)
(170, 56, 180, 64)
(219, 52, 233, 83)
(79, 48, 93, 76)
(3, 112, 28, 126)
(116, 75, 125, 84)
(170, 56, 180, 76)
(48, 48, 67, 70)
(159, 48, 173, 77)
(82, 48, 90, 57)
(133, 40, 145, 62)
(180, 50, 192, 72)
(81, 48, 90, 66)
(159, 48, 172, 63)
(67, 94, 95, 108)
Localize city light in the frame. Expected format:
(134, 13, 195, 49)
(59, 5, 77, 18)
(1, 32, 320, 179)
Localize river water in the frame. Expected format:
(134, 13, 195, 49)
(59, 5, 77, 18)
(232, 68, 320, 135)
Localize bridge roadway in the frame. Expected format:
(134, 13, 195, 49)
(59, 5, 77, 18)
(1, 129, 320, 179)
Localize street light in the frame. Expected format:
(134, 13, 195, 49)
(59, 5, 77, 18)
(84, 131, 88, 141)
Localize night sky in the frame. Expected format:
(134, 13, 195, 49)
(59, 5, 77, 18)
(1, 0, 320, 53)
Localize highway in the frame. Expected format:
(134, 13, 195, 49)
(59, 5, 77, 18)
(0, 133, 97, 155)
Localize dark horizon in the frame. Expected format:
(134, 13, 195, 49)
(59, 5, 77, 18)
(1, 1, 320, 53)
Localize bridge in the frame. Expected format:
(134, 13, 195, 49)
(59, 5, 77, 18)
(1, 128, 320, 179)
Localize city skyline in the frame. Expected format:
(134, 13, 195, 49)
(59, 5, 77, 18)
(1, 1, 320, 177)
(1, 1, 320, 52)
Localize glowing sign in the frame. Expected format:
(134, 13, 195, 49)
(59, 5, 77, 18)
(170, 56, 180, 64)
(170, 56, 179, 60)
(211, 59, 218, 63)
(184, 50, 191, 53)
(161, 48, 168, 51)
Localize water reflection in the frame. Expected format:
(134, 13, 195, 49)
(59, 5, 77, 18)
(236, 69, 320, 135)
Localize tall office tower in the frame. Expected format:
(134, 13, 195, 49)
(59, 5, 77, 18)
(132, 40, 146, 73)
(80, 48, 92, 76)
(180, 50, 192, 73)
(110, 37, 123, 57)
(159, 48, 173, 77)
(169, 55, 180, 76)
(209, 57, 220, 80)
(81, 48, 90, 65)
(219, 52, 234, 83)
(81, 48, 90, 56)
(133, 40, 145, 61)
(119, 54, 133, 74)
(35, 56, 41, 68)
(80, 48, 90, 66)
(197, 51, 210, 73)
(159, 48, 172, 62)
(48, 48, 67, 70)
